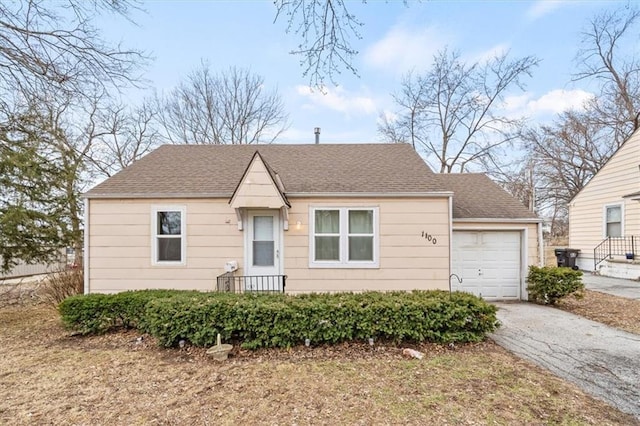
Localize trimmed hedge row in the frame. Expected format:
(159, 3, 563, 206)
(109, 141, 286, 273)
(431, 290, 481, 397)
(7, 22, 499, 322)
(59, 290, 499, 349)
(58, 290, 201, 334)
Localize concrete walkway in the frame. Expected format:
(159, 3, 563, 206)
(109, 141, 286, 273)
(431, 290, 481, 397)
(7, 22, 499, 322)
(581, 273, 640, 300)
(492, 302, 640, 420)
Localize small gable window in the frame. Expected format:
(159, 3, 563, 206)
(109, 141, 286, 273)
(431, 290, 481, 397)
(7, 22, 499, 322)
(310, 207, 378, 268)
(152, 206, 186, 264)
(605, 204, 622, 237)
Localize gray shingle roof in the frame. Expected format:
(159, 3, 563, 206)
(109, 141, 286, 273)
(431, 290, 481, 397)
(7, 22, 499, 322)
(438, 173, 538, 219)
(85, 143, 538, 220)
(85, 143, 443, 197)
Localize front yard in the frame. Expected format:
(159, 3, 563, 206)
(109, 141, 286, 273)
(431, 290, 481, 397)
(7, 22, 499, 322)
(1, 303, 637, 425)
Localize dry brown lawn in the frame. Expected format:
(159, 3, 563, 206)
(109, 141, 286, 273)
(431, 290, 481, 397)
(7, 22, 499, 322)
(1, 303, 637, 425)
(557, 289, 640, 335)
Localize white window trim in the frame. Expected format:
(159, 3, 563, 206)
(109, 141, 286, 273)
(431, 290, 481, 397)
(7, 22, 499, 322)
(309, 207, 379, 268)
(151, 205, 187, 266)
(602, 203, 624, 238)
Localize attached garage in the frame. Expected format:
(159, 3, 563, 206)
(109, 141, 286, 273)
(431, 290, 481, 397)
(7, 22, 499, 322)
(452, 230, 522, 300)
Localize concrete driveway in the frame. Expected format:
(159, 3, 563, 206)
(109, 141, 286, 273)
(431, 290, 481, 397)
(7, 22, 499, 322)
(492, 302, 640, 420)
(582, 273, 640, 299)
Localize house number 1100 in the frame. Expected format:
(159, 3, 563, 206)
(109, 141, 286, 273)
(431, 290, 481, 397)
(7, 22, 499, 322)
(421, 231, 437, 245)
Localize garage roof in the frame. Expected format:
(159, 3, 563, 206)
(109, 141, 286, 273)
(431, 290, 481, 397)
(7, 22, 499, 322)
(439, 173, 538, 220)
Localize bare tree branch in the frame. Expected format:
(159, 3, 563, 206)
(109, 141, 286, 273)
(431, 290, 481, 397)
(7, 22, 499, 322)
(274, 0, 364, 90)
(0, 0, 149, 97)
(379, 49, 539, 173)
(156, 63, 289, 145)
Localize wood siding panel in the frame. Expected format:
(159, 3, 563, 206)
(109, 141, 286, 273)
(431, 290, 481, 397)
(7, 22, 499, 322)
(88, 199, 243, 293)
(88, 196, 452, 294)
(283, 197, 450, 293)
(569, 130, 640, 265)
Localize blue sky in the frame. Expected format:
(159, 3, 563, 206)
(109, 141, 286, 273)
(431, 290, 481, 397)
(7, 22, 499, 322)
(100, 0, 630, 145)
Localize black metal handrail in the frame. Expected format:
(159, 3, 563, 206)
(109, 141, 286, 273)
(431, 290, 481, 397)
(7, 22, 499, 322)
(216, 272, 286, 293)
(593, 235, 638, 270)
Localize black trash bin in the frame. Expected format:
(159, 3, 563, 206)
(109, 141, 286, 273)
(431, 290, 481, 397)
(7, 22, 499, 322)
(554, 248, 580, 270)
(565, 249, 580, 270)
(554, 249, 567, 267)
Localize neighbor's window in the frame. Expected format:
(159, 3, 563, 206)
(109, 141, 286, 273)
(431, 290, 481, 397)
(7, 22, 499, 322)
(153, 206, 186, 264)
(310, 207, 378, 267)
(605, 205, 622, 237)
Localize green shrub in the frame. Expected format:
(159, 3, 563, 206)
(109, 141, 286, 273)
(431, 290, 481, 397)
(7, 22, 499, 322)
(58, 289, 199, 334)
(143, 290, 499, 348)
(59, 289, 499, 348)
(527, 266, 584, 305)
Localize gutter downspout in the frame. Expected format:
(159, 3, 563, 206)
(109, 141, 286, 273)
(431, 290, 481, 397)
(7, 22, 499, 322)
(448, 195, 453, 290)
(83, 198, 89, 294)
(538, 221, 544, 267)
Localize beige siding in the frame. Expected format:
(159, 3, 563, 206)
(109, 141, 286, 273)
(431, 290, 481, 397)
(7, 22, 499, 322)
(569, 130, 640, 265)
(88, 196, 451, 294)
(88, 198, 242, 293)
(283, 197, 450, 293)
(89, 196, 539, 295)
(229, 155, 285, 209)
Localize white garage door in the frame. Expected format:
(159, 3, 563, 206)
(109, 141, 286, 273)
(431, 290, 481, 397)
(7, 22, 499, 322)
(452, 231, 522, 300)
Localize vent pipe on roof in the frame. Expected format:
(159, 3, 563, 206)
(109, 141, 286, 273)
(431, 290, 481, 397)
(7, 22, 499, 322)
(314, 127, 320, 144)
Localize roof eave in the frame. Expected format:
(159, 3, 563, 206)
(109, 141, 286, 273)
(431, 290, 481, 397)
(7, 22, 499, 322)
(452, 217, 541, 223)
(285, 191, 453, 198)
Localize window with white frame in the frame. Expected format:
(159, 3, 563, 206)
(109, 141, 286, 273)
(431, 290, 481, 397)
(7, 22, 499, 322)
(605, 204, 622, 237)
(310, 207, 378, 267)
(152, 206, 186, 264)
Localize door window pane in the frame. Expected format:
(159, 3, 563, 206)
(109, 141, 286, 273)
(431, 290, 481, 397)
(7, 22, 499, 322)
(349, 210, 373, 233)
(253, 216, 274, 266)
(254, 216, 273, 241)
(315, 210, 339, 233)
(349, 236, 373, 261)
(253, 241, 274, 266)
(315, 236, 340, 261)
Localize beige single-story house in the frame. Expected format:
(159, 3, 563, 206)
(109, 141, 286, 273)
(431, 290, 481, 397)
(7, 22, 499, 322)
(83, 143, 542, 301)
(569, 129, 640, 279)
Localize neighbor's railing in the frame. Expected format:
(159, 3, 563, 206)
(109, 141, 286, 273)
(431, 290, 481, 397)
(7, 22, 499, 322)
(216, 272, 286, 293)
(593, 235, 638, 270)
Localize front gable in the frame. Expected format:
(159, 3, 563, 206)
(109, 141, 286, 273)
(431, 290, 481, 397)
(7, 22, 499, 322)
(229, 151, 290, 210)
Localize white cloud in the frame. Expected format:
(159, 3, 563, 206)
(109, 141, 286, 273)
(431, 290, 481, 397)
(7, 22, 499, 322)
(468, 43, 511, 64)
(364, 25, 450, 74)
(502, 89, 594, 118)
(295, 85, 377, 116)
(526, 1, 570, 21)
(528, 89, 594, 114)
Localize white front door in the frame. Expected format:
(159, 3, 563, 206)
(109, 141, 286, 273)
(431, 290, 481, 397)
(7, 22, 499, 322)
(246, 210, 282, 291)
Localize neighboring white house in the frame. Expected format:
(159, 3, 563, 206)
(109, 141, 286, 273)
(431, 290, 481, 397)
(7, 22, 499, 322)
(569, 129, 640, 279)
(83, 143, 542, 301)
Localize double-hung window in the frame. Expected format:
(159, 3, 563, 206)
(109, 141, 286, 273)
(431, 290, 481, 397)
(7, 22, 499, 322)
(152, 206, 186, 265)
(310, 207, 378, 268)
(605, 204, 623, 237)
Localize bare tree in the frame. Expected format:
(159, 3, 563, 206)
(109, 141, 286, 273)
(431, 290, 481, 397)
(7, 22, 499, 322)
(575, 6, 640, 146)
(89, 100, 159, 178)
(518, 111, 616, 236)
(156, 64, 289, 145)
(379, 49, 539, 173)
(274, 0, 363, 89)
(0, 0, 148, 97)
